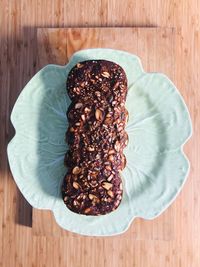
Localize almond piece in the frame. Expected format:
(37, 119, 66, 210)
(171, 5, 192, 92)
(95, 109, 104, 121)
(95, 91, 101, 97)
(125, 111, 129, 124)
(106, 113, 112, 118)
(104, 117, 112, 124)
(101, 71, 110, 78)
(81, 114, 86, 121)
(88, 194, 96, 200)
(120, 183, 123, 190)
(76, 63, 83, 68)
(75, 103, 83, 109)
(105, 165, 112, 171)
(84, 107, 91, 113)
(108, 155, 114, 161)
(114, 141, 120, 152)
(102, 182, 113, 190)
(107, 174, 114, 182)
(72, 166, 81, 175)
(88, 146, 95, 152)
(108, 149, 115, 155)
(121, 155, 127, 169)
(73, 181, 80, 189)
(89, 194, 99, 203)
(84, 208, 91, 214)
(107, 190, 114, 198)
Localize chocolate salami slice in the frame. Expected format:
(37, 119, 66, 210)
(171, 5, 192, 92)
(62, 60, 128, 215)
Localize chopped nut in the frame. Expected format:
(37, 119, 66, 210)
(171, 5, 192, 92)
(75, 103, 83, 109)
(89, 194, 95, 200)
(90, 171, 98, 177)
(125, 111, 129, 124)
(69, 127, 74, 132)
(113, 82, 120, 90)
(120, 183, 123, 190)
(118, 125, 123, 132)
(81, 114, 86, 121)
(89, 180, 98, 187)
(73, 199, 80, 206)
(114, 141, 120, 152)
(105, 165, 112, 171)
(121, 155, 127, 169)
(106, 113, 111, 118)
(102, 182, 113, 190)
(108, 149, 115, 155)
(63, 196, 68, 202)
(101, 71, 110, 78)
(88, 146, 95, 151)
(72, 166, 81, 175)
(95, 109, 104, 121)
(125, 138, 129, 146)
(84, 107, 91, 113)
(108, 155, 114, 161)
(76, 63, 83, 68)
(73, 181, 80, 189)
(114, 200, 120, 207)
(95, 91, 101, 97)
(116, 194, 122, 200)
(107, 190, 114, 198)
(104, 117, 112, 124)
(84, 208, 91, 214)
(107, 174, 114, 182)
(88, 194, 99, 203)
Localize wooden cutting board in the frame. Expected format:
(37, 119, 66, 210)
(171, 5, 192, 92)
(33, 27, 175, 239)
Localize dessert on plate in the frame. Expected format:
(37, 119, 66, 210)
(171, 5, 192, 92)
(62, 60, 128, 215)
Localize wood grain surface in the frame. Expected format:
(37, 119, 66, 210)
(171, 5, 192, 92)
(0, 1, 200, 267)
(33, 27, 176, 240)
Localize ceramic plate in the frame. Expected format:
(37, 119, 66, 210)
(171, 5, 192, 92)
(7, 49, 192, 236)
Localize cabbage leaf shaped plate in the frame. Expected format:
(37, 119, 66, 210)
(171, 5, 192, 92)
(7, 49, 192, 236)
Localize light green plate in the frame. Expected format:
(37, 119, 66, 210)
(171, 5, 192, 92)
(7, 49, 192, 236)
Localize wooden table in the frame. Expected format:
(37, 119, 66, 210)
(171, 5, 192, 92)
(0, 1, 199, 267)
